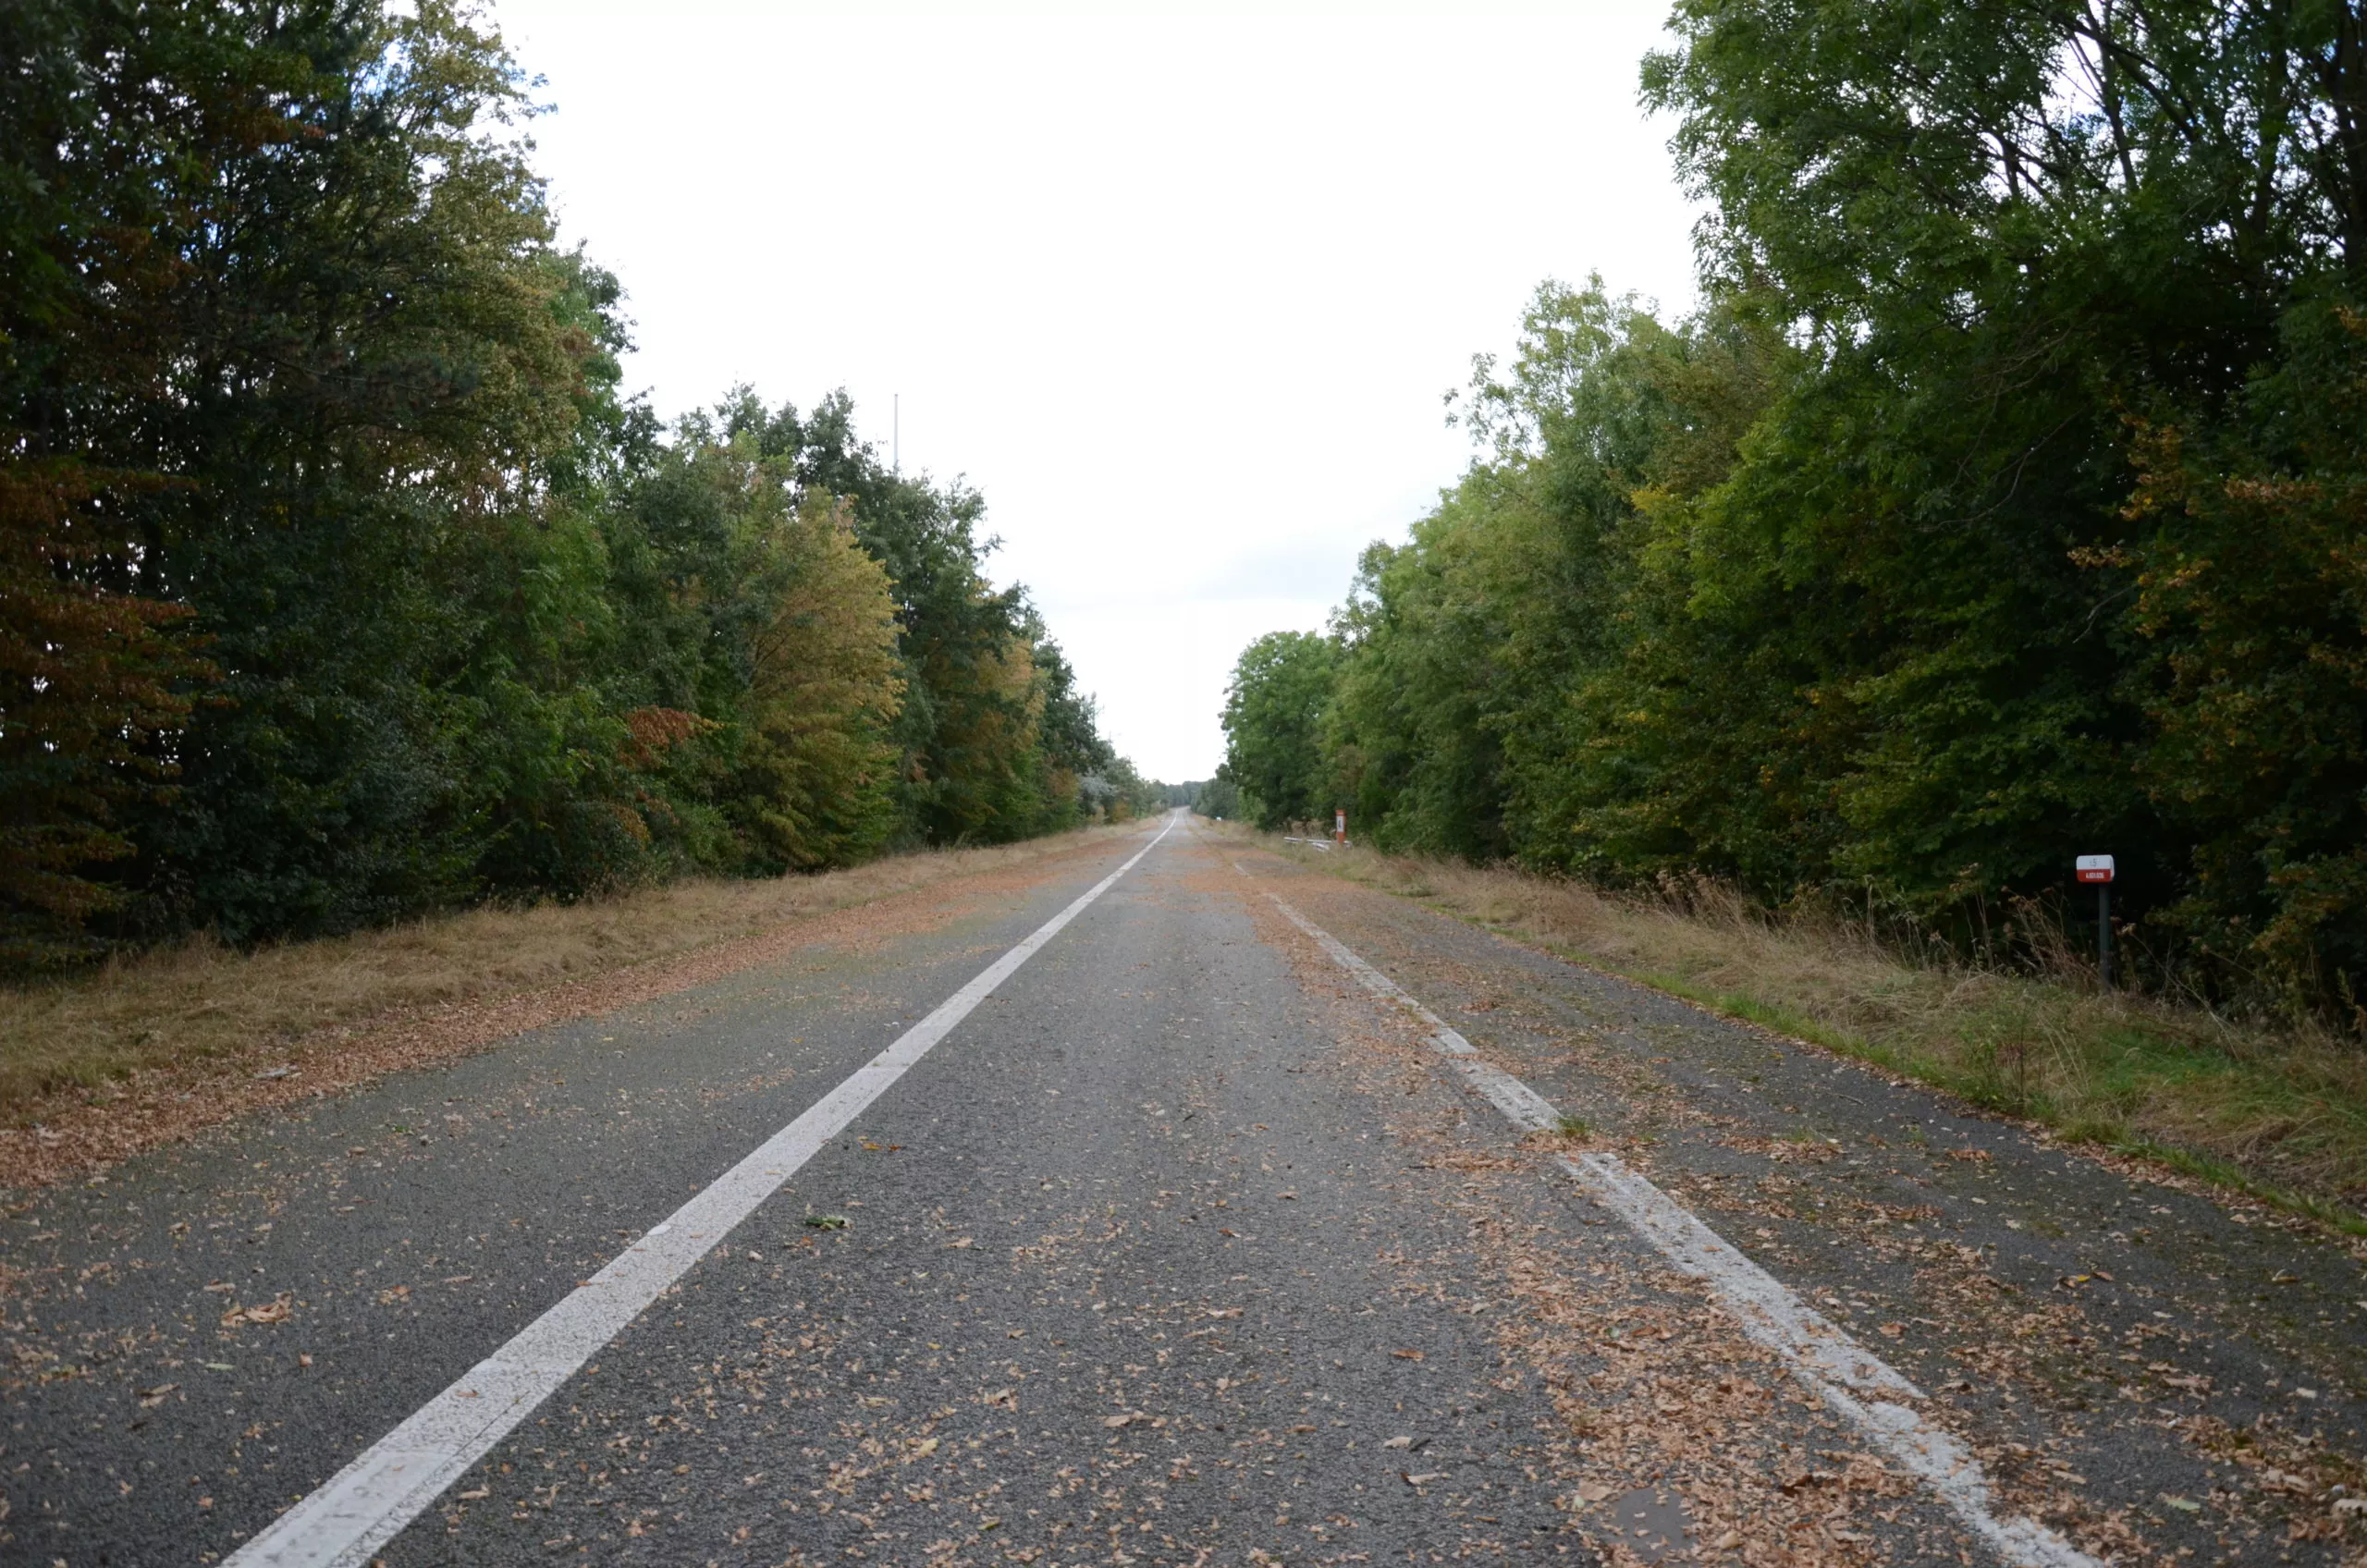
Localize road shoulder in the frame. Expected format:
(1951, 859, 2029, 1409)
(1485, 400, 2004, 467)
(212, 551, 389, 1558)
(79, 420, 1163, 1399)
(0, 827, 1147, 1193)
(1214, 828, 2367, 1562)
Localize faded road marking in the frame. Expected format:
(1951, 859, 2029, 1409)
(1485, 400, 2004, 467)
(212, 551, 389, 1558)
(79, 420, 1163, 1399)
(1253, 878, 2099, 1568)
(227, 815, 1183, 1568)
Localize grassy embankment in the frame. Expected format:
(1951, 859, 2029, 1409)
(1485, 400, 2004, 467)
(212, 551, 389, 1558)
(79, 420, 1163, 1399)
(0, 823, 1141, 1127)
(1265, 834, 2367, 1237)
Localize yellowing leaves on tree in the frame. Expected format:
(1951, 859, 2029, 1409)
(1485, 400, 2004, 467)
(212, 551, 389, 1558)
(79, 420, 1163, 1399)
(742, 495, 905, 870)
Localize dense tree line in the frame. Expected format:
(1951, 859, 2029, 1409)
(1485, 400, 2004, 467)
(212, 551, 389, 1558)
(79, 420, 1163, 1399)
(2, 1, 1150, 968)
(1221, 0, 2367, 1016)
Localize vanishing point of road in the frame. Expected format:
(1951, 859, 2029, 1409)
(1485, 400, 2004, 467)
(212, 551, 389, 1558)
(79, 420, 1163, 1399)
(6, 815, 2362, 1565)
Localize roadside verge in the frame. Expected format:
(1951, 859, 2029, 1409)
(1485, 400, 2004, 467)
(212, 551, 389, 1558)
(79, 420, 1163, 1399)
(1229, 826, 2367, 1239)
(0, 825, 1142, 1191)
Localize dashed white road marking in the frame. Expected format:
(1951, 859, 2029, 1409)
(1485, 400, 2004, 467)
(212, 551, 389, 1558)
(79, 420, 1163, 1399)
(1250, 876, 2101, 1568)
(227, 813, 1184, 1568)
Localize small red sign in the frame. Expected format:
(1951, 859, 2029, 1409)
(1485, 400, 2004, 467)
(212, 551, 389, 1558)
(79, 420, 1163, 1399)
(2075, 854, 2115, 884)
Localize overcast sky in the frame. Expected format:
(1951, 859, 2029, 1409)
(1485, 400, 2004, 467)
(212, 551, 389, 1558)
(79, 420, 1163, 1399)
(491, 0, 1701, 781)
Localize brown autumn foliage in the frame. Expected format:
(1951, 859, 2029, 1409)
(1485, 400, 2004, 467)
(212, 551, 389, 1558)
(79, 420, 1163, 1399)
(0, 459, 205, 965)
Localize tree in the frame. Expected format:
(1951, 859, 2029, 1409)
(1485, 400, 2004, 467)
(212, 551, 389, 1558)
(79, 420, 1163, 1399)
(1194, 775, 1242, 820)
(0, 463, 199, 964)
(1642, 0, 2367, 992)
(1220, 631, 1339, 829)
(735, 495, 905, 869)
(1219, 0, 2367, 1011)
(0, 3, 1143, 970)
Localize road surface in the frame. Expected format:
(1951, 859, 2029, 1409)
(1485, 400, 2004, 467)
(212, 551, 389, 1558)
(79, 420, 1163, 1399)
(5, 815, 2362, 1565)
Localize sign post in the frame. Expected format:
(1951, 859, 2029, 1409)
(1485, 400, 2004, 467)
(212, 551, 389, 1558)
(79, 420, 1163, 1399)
(1334, 809, 1347, 847)
(2075, 855, 2116, 988)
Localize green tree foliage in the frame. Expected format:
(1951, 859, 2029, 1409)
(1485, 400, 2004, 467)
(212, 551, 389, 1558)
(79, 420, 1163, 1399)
(1220, 631, 1341, 829)
(1223, 0, 2367, 1015)
(0, 0, 1135, 966)
(1194, 775, 1242, 819)
(707, 392, 1118, 847)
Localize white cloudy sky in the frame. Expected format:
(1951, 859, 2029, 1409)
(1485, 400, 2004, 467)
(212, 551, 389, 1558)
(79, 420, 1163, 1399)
(491, 0, 1700, 781)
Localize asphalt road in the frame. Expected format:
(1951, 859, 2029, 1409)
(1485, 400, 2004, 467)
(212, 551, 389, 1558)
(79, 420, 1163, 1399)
(5, 815, 2363, 1565)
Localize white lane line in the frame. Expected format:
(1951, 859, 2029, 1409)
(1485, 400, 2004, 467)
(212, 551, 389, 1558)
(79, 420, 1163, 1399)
(1252, 882, 2099, 1568)
(228, 814, 1183, 1568)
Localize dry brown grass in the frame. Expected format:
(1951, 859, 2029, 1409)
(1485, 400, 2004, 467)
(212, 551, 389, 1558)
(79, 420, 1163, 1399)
(0, 824, 1139, 1123)
(1263, 834, 2367, 1231)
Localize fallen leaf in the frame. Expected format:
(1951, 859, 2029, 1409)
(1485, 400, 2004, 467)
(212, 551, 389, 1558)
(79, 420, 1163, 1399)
(138, 1383, 178, 1408)
(459, 1488, 490, 1501)
(1392, 1349, 1425, 1362)
(1404, 1471, 1445, 1486)
(1382, 1436, 1413, 1450)
(805, 1214, 851, 1231)
(243, 1294, 293, 1325)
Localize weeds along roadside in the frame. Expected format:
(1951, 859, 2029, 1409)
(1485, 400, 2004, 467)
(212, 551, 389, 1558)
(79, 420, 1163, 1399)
(0, 823, 1144, 1134)
(1241, 827, 2367, 1240)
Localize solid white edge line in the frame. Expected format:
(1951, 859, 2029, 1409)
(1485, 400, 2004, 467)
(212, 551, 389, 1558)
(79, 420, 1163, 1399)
(227, 812, 1184, 1568)
(1247, 873, 2100, 1568)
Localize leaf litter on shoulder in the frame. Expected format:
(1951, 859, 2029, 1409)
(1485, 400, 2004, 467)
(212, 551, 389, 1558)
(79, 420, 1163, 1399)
(0, 824, 1142, 1188)
(1248, 830, 2367, 1232)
